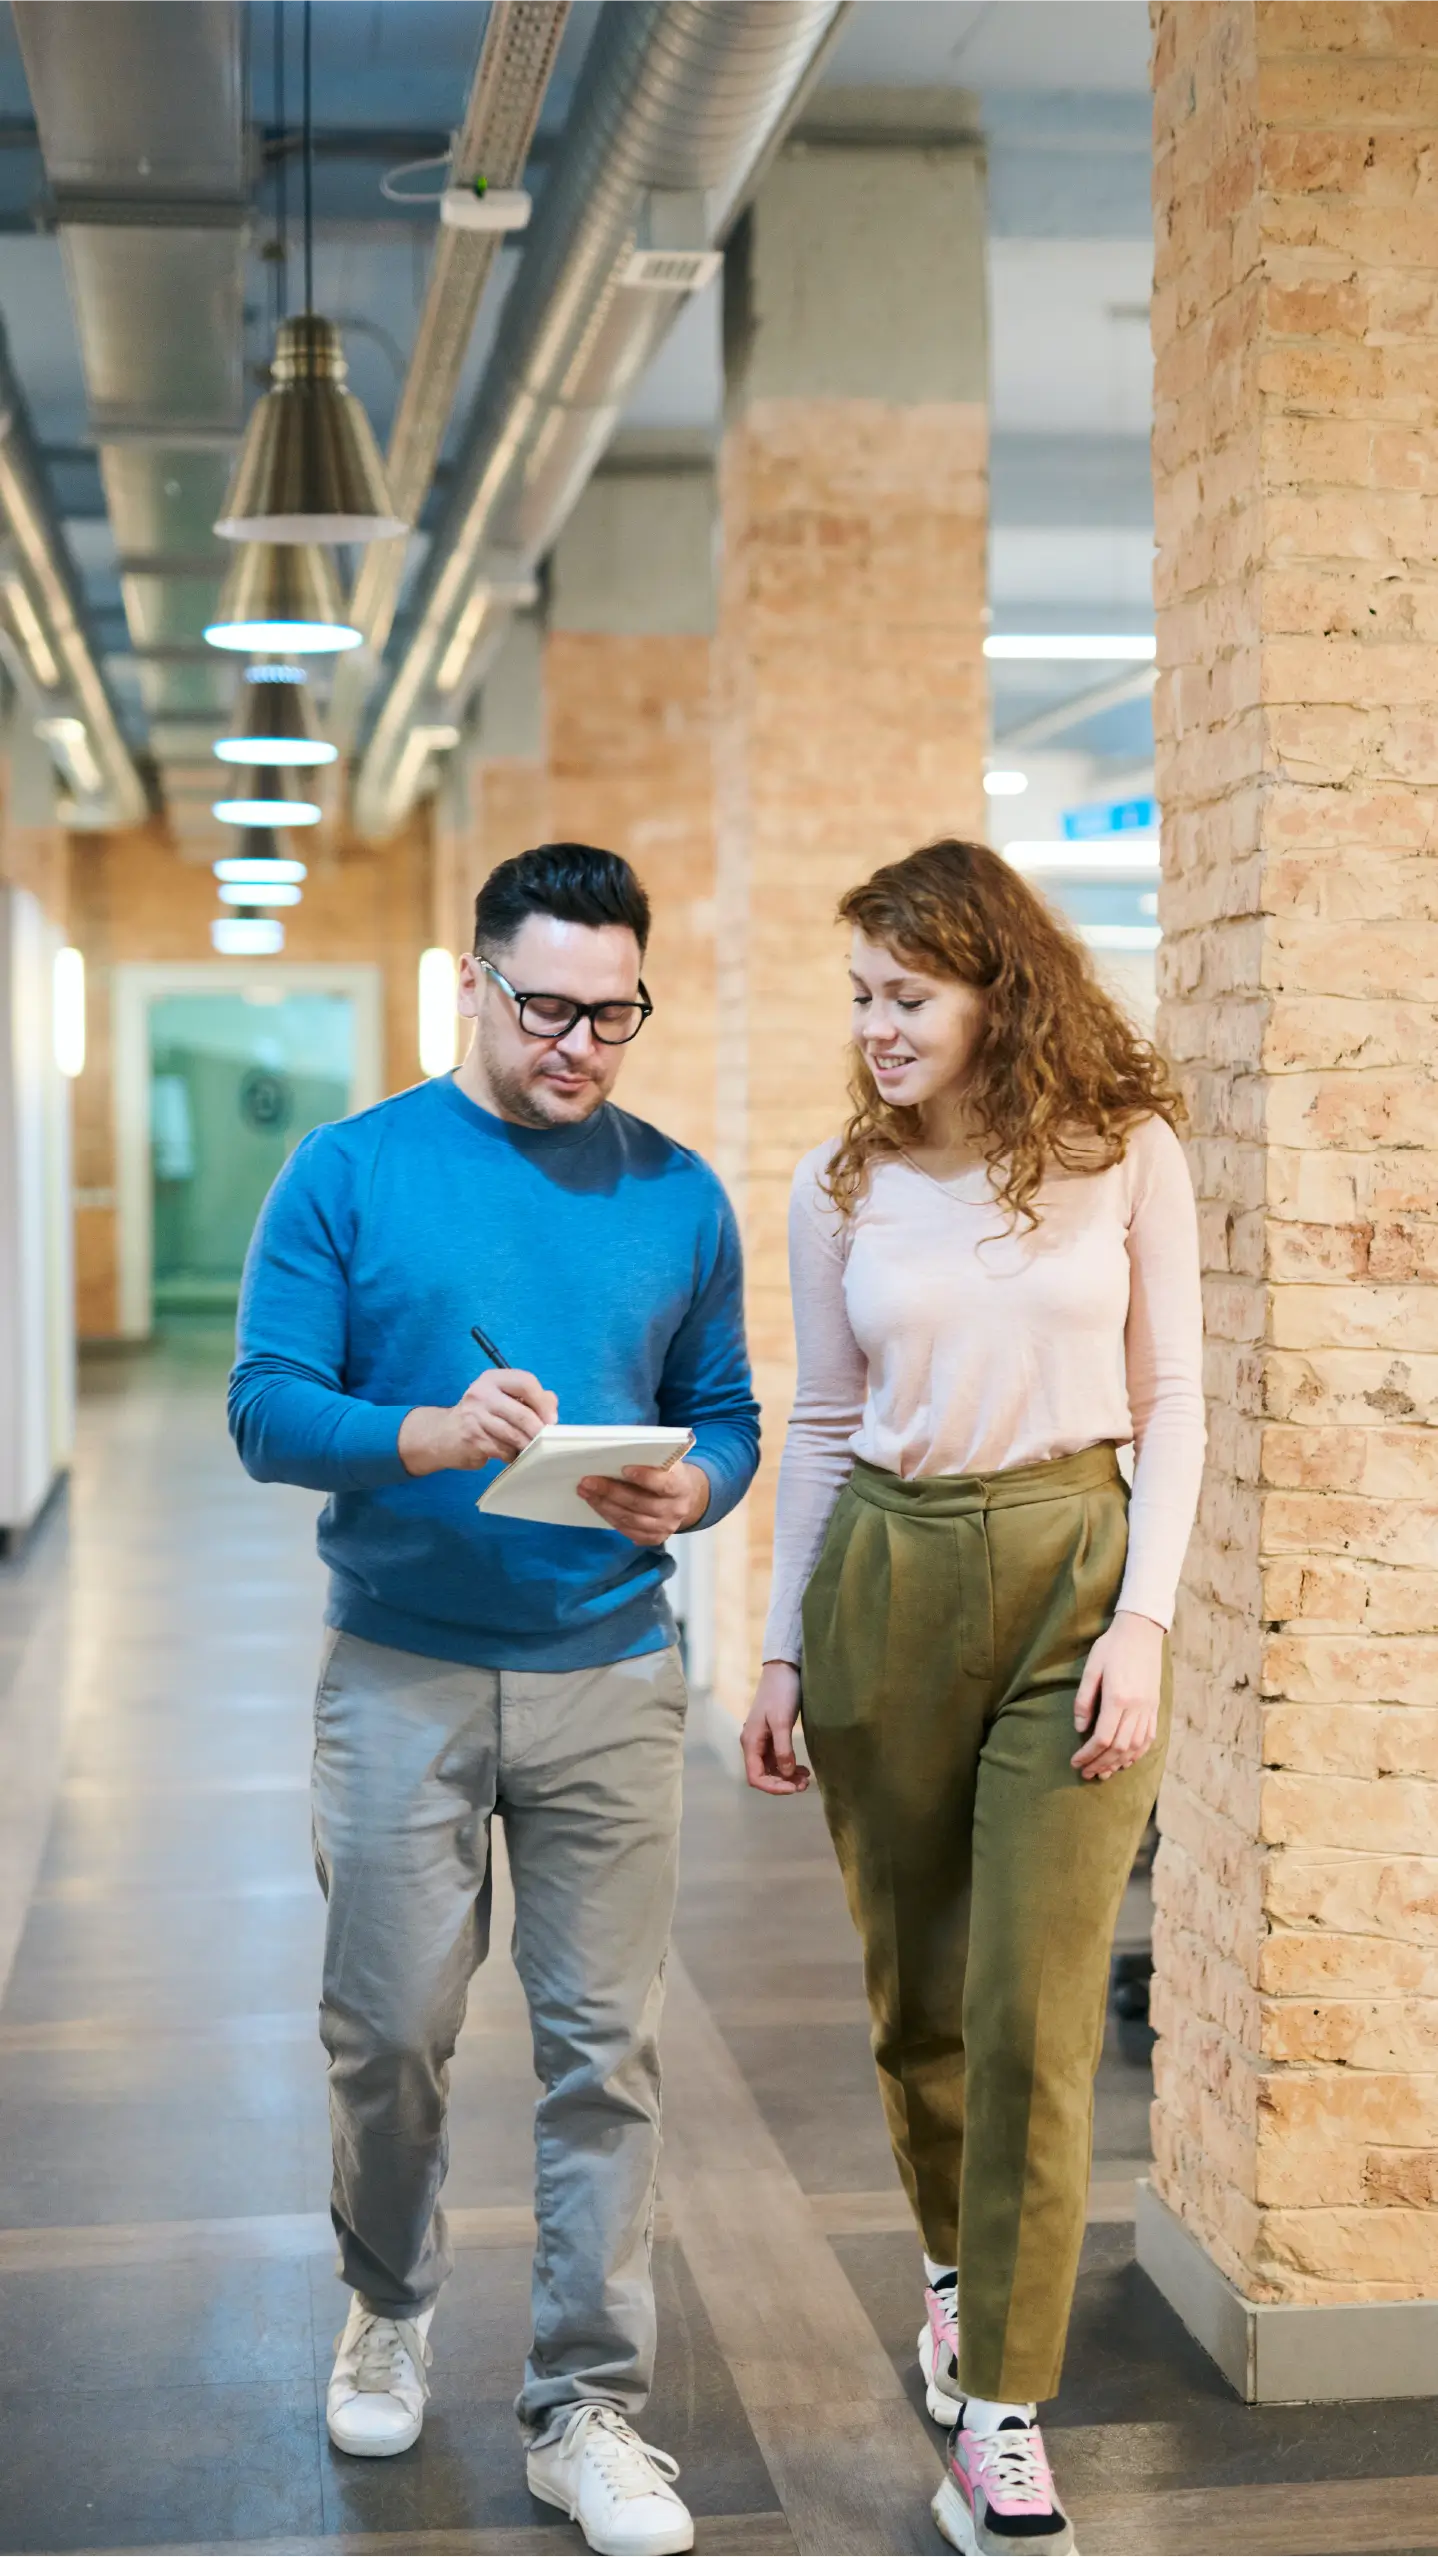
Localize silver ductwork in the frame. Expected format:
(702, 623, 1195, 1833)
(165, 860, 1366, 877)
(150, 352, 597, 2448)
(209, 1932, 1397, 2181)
(14, 0, 246, 839)
(353, 0, 846, 841)
(328, 0, 571, 756)
(0, 326, 147, 828)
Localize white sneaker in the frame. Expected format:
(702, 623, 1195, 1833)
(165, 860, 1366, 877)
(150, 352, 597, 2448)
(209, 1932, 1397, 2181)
(919, 2274, 963, 2426)
(527, 2403, 695, 2557)
(326, 2293, 435, 2457)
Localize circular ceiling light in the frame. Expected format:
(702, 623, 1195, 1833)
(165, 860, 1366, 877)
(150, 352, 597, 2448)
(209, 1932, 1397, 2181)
(212, 915, 285, 956)
(214, 675, 336, 767)
(205, 542, 361, 654)
(214, 855, 308, 887)
(212, 767, 322, 827)
(217, 880, 303, 908)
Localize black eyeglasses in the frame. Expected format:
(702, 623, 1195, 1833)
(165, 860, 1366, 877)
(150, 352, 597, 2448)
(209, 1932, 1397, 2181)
(480, 958, 653, 1046)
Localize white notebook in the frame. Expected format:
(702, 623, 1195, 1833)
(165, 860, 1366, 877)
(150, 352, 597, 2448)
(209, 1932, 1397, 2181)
(476, 1423, 694, 1530)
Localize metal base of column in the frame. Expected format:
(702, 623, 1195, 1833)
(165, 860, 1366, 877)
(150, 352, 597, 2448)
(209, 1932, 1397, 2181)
(1136, 2178, 1438, 2402)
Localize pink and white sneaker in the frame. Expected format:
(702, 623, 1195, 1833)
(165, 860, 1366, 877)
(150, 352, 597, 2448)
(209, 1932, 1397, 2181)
(917, 2276, 963, 2426)
(933, 2415, 1076, 2554)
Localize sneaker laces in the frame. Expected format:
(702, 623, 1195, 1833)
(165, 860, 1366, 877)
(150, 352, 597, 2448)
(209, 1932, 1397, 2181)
(559, 2403, 681, 2502)
(344, 2309, 432, 2402)
(969, 2423, 1055, 2513)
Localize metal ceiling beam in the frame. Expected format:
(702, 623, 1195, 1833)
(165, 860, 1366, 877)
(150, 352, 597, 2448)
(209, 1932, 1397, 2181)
(328, 0, 572, 756)
(996, 666, 1157, 752)
(353, 0, 849, 839)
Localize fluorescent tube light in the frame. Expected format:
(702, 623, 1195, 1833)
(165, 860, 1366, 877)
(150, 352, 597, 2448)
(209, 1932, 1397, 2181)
(984, 635, 1157, 662)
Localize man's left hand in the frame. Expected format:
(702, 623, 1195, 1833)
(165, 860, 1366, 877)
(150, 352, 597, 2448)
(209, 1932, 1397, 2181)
(578, 1460, 711, 1545)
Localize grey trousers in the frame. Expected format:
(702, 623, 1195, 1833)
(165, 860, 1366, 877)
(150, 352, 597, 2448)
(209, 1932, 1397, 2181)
(310, 1627, 688, 2442)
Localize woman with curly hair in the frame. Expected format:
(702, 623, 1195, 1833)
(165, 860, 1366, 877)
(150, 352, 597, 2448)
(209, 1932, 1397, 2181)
(741, 838, 1205, 2557)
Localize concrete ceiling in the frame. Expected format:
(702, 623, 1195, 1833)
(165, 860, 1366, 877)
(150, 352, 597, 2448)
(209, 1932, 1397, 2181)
(0, 0, 1158, 800)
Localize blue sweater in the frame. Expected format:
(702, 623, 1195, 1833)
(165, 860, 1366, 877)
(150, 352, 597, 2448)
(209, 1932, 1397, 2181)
(228, 1075, 760, 1670)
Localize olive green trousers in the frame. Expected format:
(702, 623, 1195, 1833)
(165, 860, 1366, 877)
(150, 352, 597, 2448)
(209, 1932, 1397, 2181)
(800, 1443, 1168, 2404)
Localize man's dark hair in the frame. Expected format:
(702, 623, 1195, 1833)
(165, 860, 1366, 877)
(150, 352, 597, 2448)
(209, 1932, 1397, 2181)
(473, 843, 650, 959)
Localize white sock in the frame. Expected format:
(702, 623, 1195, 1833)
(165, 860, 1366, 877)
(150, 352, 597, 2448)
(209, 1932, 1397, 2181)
(923, 2253, 958, 2287)
(961, 2395, 1036, 2434)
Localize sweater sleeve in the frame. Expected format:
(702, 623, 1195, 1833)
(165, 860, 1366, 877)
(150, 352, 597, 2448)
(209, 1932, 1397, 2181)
(656, 1180, 762, 1528)
(1115, 1116, 1207, 1629)
(227, 1129, 414, 1492)
(761, 1152, 868, 1666)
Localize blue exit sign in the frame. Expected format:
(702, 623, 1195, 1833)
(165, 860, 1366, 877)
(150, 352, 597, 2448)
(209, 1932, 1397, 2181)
(1061, 795, 1159, 840)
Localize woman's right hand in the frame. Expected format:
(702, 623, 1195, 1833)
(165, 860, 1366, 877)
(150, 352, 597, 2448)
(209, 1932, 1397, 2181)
(741, 1661, 811, 1795)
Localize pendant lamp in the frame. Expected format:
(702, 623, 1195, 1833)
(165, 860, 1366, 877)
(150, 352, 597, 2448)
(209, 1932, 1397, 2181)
(215, 315, 407, 542)
(204, 541, 361, 653)
(213, 913, 286, 956)
(214, 824, 307, 889)
(214, 669, 335, 767)
(215, 0, 405, 545)
(212, 766, 323, 827)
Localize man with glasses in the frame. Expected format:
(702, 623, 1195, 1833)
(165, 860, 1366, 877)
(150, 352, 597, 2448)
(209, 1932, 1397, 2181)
(230, 844, 758, 2557)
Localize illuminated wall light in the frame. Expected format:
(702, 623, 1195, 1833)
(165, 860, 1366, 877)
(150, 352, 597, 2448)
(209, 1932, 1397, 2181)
(983, 770, 1029, 798)
(418, 946, 458, 1077)
(983, 635, 1157, 662)
(217, 880, 302, 907)
(212, 916, 285, 956)
(53, 945, 85, 1078)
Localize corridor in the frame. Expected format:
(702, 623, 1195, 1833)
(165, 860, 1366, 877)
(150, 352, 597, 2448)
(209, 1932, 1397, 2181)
(0, 1339, 1430, 2557)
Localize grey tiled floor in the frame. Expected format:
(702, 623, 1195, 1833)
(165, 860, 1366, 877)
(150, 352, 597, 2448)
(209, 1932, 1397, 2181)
(0, 1330, 1434, 2556)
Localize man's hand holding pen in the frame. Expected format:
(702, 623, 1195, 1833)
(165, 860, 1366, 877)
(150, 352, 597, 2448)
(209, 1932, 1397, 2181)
(399, 1321, 710, 1543)
(398, 1370, 557, 1476)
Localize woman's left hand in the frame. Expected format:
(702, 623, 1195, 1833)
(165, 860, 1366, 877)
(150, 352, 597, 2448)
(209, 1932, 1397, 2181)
(1071, 1609, 1165, 1782)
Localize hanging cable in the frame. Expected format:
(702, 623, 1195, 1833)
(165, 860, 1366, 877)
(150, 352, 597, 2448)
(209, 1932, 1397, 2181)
(379, 146, 454, 205)
(301, 0, 314, 317)
(273, 0, 288, 324)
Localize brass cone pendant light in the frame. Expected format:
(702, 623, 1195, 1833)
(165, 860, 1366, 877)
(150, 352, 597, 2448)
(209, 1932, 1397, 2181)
(205, 541, 361, 652)
(215, 667, 336, 766)
(216, 314, 407, 543)
(215, 0, 406, 547)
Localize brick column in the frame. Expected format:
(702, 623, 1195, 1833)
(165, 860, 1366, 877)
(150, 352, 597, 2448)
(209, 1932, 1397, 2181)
(546, 446, 717, 1161)
(713, 88, 989, 1719)
(1144, 0, 1438, 2398)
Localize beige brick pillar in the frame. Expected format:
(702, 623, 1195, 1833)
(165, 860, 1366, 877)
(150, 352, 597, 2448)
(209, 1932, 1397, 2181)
(713, 88, 989, 1720)
(1144, 0, 1438, 2398)
(546, 446, 717, 1161)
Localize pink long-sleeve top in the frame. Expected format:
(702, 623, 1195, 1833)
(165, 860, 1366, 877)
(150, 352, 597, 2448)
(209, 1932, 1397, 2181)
(762, 1112, 1207, 1667)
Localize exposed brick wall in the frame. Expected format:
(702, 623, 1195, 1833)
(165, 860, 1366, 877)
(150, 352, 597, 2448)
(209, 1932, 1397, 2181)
(1151, 0, 1438, 2301)
(712, 398, 988, 1718)
(547, 631, 716, 1164)
(439, 756, 553, 962)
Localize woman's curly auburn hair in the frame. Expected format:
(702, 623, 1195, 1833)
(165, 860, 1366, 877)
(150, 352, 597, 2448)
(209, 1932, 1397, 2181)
(825, 837, 1183, 1229)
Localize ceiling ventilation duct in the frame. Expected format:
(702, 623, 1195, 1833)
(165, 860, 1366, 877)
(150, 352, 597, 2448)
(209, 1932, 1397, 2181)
(328, 0, 571, 755)
(0, 325, 146, 826)
(13, 0, 248, 826)
(352, 0, 847, 839)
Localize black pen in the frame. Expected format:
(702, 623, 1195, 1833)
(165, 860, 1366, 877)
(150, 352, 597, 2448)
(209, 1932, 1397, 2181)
(470, 1323, 510, 1371)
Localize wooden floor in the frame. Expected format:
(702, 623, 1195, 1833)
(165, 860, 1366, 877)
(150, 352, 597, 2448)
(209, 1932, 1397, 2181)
(1, 1328, 1436, 2557)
